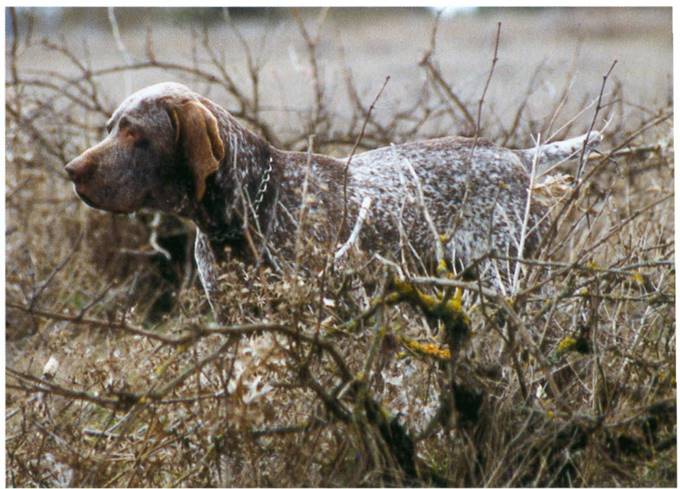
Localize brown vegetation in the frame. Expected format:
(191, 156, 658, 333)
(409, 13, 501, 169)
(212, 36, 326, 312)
(6, 7, 675, 487)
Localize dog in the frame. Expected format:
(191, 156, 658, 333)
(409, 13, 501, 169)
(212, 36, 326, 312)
(65, 82, 600, 316)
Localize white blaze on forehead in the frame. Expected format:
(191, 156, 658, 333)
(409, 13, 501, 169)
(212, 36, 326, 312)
(112, 82, 196, 119)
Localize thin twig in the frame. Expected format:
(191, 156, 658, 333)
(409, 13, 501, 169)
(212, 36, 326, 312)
(474, 22, 502, 139)
(334, 196, 372, 264)
(334, 76, 390, 255)
(107, 7, 133, 94)
(576, 59, 617, 181)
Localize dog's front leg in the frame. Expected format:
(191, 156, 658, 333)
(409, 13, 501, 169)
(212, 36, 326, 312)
(194, 230, 224, 322)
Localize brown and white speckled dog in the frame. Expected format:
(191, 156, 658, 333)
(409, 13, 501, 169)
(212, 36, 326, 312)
(65, 82, 600, 315)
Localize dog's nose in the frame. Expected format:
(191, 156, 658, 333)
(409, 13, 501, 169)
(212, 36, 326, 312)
(65, 157, 95, 183)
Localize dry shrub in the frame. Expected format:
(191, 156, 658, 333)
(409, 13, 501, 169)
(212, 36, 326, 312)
(6, 8, 675, 487)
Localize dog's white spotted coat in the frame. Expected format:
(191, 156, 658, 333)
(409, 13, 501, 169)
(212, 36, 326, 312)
(67, 82, 601, 316)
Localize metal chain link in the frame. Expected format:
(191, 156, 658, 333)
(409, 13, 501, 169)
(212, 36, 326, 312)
(253, 156, 273, 216)
(210, 156, 273, 242)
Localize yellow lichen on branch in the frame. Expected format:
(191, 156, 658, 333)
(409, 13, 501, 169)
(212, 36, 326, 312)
(400, 336, 451, 361)
(557, 335, 578, 353)
(389, 278, 468, 327)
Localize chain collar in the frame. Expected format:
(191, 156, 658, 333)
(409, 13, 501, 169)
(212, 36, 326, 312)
(253, 155, 273, 217)
(209, 156, 274, 242)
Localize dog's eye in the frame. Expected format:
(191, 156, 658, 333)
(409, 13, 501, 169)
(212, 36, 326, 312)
(120, 120, 146, 146)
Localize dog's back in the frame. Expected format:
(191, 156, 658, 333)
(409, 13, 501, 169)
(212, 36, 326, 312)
(345, 137, 543, 278)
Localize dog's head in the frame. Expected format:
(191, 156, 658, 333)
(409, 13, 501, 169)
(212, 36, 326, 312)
(65, 82, 225, 214)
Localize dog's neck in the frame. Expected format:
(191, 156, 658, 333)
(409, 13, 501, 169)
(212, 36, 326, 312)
(191, 109, 278, 244)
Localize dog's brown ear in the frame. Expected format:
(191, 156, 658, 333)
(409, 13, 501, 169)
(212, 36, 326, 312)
(170, 100, 225, 201)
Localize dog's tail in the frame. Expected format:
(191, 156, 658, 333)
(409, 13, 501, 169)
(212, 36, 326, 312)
(514, 131, 602, 175)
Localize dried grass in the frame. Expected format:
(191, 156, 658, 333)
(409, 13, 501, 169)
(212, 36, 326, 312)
(6, 8, 675, 487)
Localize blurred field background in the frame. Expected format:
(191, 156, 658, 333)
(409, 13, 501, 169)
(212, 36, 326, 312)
(6, 7, 675, 487)
(9, 8, 672, 136)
